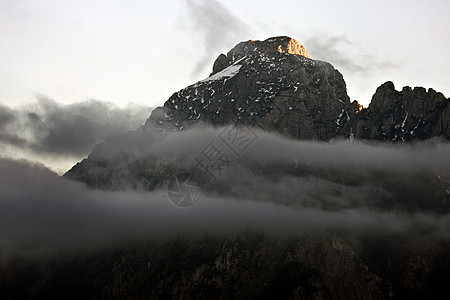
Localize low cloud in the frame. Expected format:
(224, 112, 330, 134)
(0, 96, 152, 158)
(1, 127, 449, 260)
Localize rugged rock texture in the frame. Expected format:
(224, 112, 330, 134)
(354, 82, 450, 141)
(144, 36, 352, 141)
(212, 36, 310, 75)
(2, 233, 449, 300)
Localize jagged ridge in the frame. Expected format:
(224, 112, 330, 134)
(354, 81, 450, 141)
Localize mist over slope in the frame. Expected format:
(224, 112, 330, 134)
(65, 126, 450, 212)
(3, 127, 450, 260)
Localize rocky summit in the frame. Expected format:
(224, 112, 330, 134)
(144, 36, 352, 141)
(211, 36, 310, 75)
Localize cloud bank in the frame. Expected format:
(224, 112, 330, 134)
(1, 127, 449, 261)
(0, 96, 152, 172)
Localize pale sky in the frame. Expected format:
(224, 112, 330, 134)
(1, 0, 449, 108)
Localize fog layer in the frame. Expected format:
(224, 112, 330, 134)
(1, 127, 449, 260)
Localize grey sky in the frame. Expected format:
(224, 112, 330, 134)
(0, 0, 449, 108)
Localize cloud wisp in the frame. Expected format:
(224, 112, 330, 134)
(182, 0, 251, 77)
(304, 33, 396, 75)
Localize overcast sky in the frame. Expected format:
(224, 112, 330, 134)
(0, 0, 449, 109)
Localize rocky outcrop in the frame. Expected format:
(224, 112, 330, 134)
(354, 81, 450, 141)
(144, 36, 352, 141)
(212, 36, 310, 75)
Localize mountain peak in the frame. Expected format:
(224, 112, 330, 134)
(212, 36, 310, 75)
(270, 36, 310, 57)
(240, 36, 310, 57)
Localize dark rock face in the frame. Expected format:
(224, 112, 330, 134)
(2, 233, 449, 299)
(145, 36, 351, 141)
(354, 81, 450, 141)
